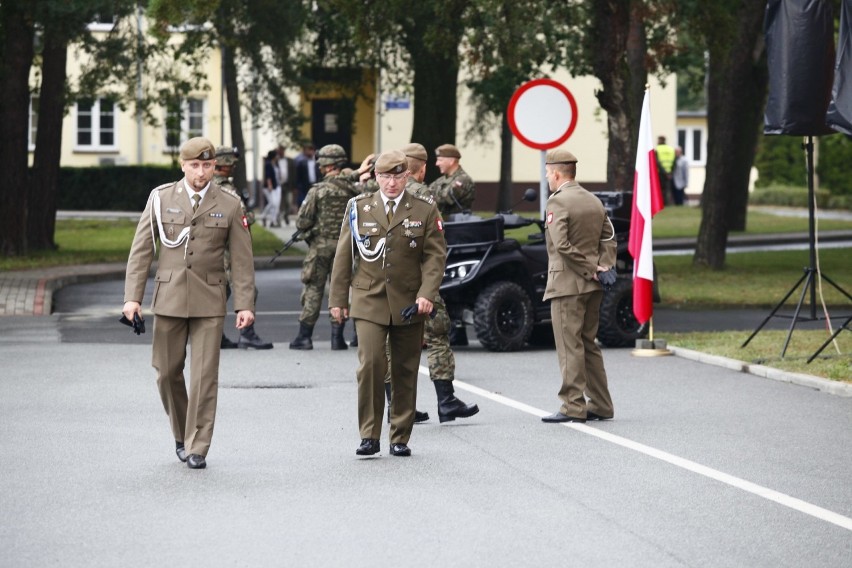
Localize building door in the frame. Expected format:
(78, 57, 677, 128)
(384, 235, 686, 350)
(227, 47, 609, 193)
(311, 99, 354, 166)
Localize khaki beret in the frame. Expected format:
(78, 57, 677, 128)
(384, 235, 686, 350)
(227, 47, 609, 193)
(374, 150, 407, 174)
(180, 137, 216, 161)
(401, 143, 428, 162)
(435, 144, 461, 159)
(545, 148, 578, 164)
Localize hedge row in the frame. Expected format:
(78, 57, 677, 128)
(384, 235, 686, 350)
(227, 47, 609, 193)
(754, 134, 852, 196)
(749, 184, 852, 210)
(57, 166, 183, 211)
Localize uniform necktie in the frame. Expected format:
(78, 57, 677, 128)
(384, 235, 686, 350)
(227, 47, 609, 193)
(387, 200, 395, 224)
(192, 193, 201, 213)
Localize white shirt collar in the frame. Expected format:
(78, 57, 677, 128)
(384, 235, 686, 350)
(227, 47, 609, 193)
(184, 180, 211, 207)
(379, 190, 404, 212)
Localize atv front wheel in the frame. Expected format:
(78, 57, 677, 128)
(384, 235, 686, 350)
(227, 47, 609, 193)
(597, 277, 649, 347)
(473, 281, 534, 351)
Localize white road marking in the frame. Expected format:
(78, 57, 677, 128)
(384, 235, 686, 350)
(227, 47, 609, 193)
(421, 367, 852, 533)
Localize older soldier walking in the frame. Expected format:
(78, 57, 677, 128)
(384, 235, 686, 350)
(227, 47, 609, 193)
(123, 137, 256, 470)
(540, 149, 616, 424)
(329, 150, 446, 457)
(213, 146, 272, 350)
(289, 144, 361, 350)
(428, 143, 475, 216)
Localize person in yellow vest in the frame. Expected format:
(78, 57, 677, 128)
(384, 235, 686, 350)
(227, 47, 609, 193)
(655, 135, 675, 204)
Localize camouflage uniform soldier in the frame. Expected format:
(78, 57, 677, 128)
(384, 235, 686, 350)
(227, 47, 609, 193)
(289, 144, 361, 350)
(428, 143, 475, 216)
(382, 143, 479, 424)
(214, 146, 272, 350)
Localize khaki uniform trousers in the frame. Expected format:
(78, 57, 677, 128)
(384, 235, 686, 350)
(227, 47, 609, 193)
(152, 314, 225, 456)
(550, 291, 614, 419)
(355, 318, 424, 444)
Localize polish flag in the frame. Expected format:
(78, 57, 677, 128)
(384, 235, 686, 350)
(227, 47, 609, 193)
(628, 90, 665, 324)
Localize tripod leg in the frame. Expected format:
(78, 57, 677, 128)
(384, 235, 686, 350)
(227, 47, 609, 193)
(818, 273, 852, 303)
(807, 316, 851, 364)
(742, 271, 809, 348)
(781, 270, 815, 358)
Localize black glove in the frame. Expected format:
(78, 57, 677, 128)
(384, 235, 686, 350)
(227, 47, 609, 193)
(401, 304, 438, 321)
(119, 313, 146, 335)
(598, 268, 617, 291)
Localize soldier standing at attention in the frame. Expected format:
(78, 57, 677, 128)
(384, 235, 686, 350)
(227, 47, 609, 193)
(428, 143, 475, 216)
(329, 150, 446, 457)
(539, 149, 616, 424)
(122, 137, 256, 470)
(213, 146, 272, 350)
(289, 144, 361, 350)
(389, 142, 479, 424)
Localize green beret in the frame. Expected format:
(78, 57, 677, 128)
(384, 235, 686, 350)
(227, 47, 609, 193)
(545, 148, 578, 164)
(401, 143, 428, 162)
(374, 150, 407, 174)
(180, 137, 216, 161)
(435, 144, 461, 159)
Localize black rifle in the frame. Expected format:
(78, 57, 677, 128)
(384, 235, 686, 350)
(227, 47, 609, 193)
(269, 229, 304, 264)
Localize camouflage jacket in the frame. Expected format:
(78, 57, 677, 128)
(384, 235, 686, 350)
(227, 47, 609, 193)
(296, 171, 361, 241)
(405, 177, 432, 198)
(213, 174, 254, 225)
(428, 166, 475, 216)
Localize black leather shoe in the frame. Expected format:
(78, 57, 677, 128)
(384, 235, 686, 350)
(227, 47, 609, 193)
(187, 454, 207, 469)
(414, 410, 430, 423)
(355, 439, 380, 456)
(175, 441, 187, 462)
(390, 443, 411, 457)
(586, 411, 613, 421)
(541, 412, 586, 423)
(221, 334, 238, 349)
(238, 324, 273, 350)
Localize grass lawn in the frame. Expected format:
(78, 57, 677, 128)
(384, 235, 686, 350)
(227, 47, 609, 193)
(665, 330, 850, 383)
(652, 205, 852, 238)
(0, 219, 294, 271)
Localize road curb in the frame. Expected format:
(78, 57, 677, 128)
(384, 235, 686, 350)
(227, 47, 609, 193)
(669, 346, 852, 397)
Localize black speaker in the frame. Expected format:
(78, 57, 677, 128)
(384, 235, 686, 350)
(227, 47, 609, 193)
(764, 0, 836, 136)
(827, 0, 852, 135)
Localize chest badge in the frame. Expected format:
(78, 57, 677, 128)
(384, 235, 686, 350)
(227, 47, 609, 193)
(409, 240, 417, 248)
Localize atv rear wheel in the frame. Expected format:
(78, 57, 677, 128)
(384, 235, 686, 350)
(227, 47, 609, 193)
(473, 281, 534, 351)
(597, 277, 649, 347)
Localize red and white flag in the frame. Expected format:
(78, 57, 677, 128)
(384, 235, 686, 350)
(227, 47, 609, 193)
(628, 90, 665, 324)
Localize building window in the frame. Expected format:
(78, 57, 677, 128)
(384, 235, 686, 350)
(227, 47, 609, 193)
(28, 96, 39, 151)
(677, 127, 706, 166)
(87, 12, 117, 32)
(164, 98, 206, 150)
(75, 98, 117, 151)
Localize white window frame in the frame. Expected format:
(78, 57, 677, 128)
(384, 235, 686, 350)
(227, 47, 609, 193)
(87, 13, 117, 32)
(163, 98, 207, 152)
(74, 97, 118, 152)
(677, 126, 707, 166)
(28, 96, 38, 151)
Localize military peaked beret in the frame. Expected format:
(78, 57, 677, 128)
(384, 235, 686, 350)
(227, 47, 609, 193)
(435, 144, 461, 159)
(545, 148, 578, 164)
(401, 143, 428, 162)
(374, 150, 407, 174)
(180, 137, 217, 161)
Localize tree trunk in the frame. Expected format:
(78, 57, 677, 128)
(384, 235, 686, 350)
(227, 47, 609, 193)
(0, 4, 35, 256)
(29, 24, 68, 252)
(694, 3, 767, 268)
(223, 45, 248, 195)
(497, 112, 513, 212)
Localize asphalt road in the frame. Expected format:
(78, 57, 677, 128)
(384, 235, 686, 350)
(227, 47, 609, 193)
(1, 269, 851, 567)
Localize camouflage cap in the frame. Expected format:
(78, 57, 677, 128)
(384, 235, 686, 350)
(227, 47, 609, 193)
(435, 143, 461, 159)
(401, 143, 428, 162)
(545, 148, 578, 164)
(316, 144, 348, 167)
(215, 146, 240, 166)
(374, 150, 407, 174)
(180, 137, 216, 161)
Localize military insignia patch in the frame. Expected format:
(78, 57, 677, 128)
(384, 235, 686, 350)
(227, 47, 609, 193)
(547, 212, 554, 224)
(209, 212, 224, 218)
(241, 215, 249, 229)
(409, 240, 417, 248)
(408, 220, 422, 228)
(454, 180, 463, 187)
(363, 205, 372, 212)
(436, 219, 443, 232)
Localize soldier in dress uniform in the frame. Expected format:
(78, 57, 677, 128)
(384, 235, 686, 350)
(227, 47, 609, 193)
(122, 137, 256, 469)
(214, 146, 272, 350)
(428, 143, 475, 216)
(539, 148, 616, 424)
(329, 150, 447, 457)
(289, 144, 362, 350)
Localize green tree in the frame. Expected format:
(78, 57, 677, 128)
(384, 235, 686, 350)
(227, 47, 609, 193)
(753, 136, 808, 188)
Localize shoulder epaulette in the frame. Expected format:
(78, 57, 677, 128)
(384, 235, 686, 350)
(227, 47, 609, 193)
(412, 192, 435, 205)
(354, 192, 372, 200)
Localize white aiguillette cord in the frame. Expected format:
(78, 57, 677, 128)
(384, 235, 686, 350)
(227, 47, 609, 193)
(348, 198, 386, 266)
(149, 191, 192, 258)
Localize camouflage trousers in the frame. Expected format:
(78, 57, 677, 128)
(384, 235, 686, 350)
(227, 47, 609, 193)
(299, 239, 337, 326)
(385, 296, 454, 383)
